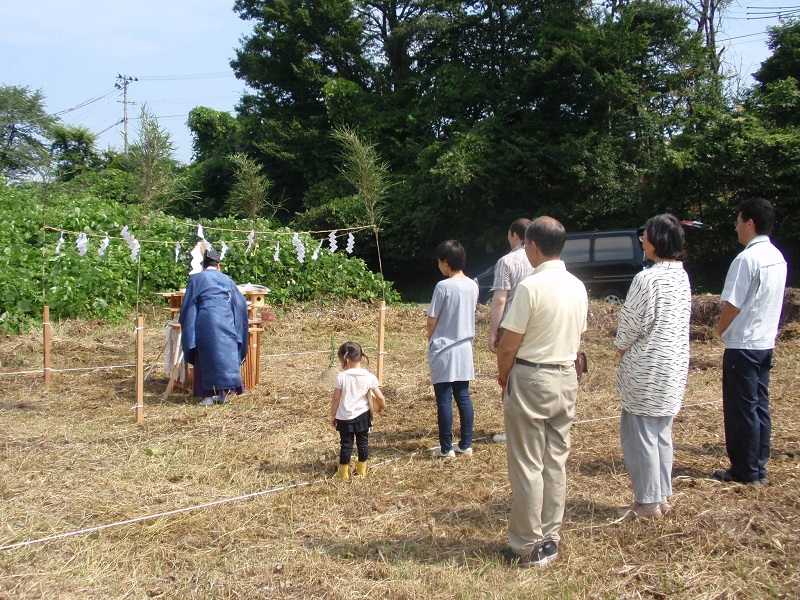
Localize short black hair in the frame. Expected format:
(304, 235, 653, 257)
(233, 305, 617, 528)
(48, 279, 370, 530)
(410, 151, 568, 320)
(435, 240, 467, 272)
(644, 214, 685, 260)
(739, 197, 775, 235)
(509, 218, 532, 241)
(525, 217, 566, 257)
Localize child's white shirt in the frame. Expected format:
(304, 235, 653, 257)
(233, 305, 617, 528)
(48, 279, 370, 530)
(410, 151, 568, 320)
(335, 368, 379, 421)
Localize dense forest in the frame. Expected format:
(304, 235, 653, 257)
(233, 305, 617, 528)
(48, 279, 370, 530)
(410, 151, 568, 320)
(2, 3, 798, 298)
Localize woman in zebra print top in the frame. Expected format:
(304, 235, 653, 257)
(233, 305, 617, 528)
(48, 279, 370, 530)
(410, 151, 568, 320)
(614, 214, 692, 520)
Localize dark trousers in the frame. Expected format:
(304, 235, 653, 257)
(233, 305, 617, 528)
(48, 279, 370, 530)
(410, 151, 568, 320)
(722, 349, 773, 482)
(339, 430, 369, 465)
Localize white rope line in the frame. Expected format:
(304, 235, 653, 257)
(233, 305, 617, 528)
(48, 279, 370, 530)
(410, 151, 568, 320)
(0, 362, 160, 377)
(0, 369, 42, 377)
(0, 438, 476, 552)
(261, 346, 378, 359)
(0, 401, 723, 553)
(573, 400, 722, 426)
(0, 480, 316, 552)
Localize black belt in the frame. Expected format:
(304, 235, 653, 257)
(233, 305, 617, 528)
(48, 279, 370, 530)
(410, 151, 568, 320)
(514, 358, 561, 369)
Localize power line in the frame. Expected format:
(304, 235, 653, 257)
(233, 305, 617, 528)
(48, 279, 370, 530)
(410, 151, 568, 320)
(137, 72, 234, 81)
(53, 88, 118, 116)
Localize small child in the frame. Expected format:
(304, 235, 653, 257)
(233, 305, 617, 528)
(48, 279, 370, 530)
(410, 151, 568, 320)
(330, 341, 386, 479)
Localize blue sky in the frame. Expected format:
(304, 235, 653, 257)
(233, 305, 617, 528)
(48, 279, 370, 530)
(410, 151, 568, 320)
(0, 1, 785, 165)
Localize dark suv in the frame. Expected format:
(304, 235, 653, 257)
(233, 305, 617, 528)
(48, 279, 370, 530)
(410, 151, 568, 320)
(474, 229, 643, 305)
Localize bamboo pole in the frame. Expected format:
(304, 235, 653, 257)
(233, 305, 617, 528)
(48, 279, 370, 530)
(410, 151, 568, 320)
(377, 300, 386, 384)
(134, 316, 144, 425)
(43, 305, 51, 389)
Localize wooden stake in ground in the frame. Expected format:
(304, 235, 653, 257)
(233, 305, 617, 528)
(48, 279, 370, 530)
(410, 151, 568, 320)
(43, 305, 51, 389)
(134, 316, 143, 425)
(377, 300, 385, 384)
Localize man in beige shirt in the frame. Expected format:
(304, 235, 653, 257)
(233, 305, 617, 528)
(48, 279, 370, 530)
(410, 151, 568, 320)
(497, 216, 588, 568)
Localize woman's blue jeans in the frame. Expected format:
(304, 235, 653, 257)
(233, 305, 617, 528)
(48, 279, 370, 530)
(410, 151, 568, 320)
(434, 381, 474, 452)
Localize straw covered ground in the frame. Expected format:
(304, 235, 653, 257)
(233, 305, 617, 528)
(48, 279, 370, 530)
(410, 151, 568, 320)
(1, 298, 799, 599)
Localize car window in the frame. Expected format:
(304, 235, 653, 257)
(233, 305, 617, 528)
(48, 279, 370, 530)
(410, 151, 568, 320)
(562, 238, 590, 263)
(594, 236, 635, 262)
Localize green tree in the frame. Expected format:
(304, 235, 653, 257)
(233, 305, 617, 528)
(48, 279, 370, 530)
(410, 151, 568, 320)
(128, 105, 190, 214)
(50, 124, 99, 181)
(226, 152, 277, 221)
(231, 0, 373, 213)
(0, 85, 57, 182)
(753, 19, 800, 88)
(187, 106, 241, 162)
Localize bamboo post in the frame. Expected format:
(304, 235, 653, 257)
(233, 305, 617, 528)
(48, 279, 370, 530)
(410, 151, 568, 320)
(377, 300, 386, 384)
(134, 316, 144, 425)
(43, 305, 51, 389)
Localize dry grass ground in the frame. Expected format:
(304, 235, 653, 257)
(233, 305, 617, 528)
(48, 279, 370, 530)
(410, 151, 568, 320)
(1, 300, 798, 599)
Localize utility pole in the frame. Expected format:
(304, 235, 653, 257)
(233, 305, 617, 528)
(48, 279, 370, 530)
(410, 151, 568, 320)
(115, 74, 138, 153)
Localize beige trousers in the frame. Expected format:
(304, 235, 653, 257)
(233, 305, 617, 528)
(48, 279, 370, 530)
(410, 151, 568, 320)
(504, 362, 577, 555)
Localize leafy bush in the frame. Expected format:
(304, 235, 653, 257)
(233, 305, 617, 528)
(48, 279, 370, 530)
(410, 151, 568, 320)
(0, 184, 398, 332)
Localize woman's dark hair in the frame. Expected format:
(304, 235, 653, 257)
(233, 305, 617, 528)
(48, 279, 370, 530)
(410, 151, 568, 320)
(338, 341, 369, 366)
(644, 213, 685, 260)
(435, 240, 466, 272)
(739, 197, 775, 235)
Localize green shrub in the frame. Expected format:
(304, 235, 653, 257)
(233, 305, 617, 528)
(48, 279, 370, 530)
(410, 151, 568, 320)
(0, 184, 398, 332)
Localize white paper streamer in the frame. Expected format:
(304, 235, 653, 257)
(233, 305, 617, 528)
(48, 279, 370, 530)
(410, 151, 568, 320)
(292, 233, 305, 263)
(99, 234, 110, 256)
(174, 242, 181, 263)
(311, 239, 324, 261)
(328, 231, 338, 252)
(346, 233, 355, 254)
(55, 232, 65, 254)
(273, 241, 281, 262)
(189, 242, 205, 274)
(246, 230, 255, 253)
(220, 241, 228, 261)
(120, 225, 140, 261)
(197, 224, 205, 240)
(75, 233, 89, 256)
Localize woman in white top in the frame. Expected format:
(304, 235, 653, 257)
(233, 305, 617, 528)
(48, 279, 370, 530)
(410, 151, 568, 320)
(614, 214, 692, 520)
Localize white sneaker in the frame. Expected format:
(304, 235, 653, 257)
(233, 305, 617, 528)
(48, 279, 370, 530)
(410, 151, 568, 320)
(432, 447, 456, 458)
(493, 434, 507, 443)
(199, 397, 215, 406)
(454, 445, 473, 456)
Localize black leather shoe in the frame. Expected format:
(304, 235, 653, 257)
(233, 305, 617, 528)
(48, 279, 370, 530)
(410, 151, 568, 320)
(712, 470, 760, 485)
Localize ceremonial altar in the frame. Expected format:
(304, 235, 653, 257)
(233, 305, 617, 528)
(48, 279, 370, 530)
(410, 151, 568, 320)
(157, 283, 269, 395)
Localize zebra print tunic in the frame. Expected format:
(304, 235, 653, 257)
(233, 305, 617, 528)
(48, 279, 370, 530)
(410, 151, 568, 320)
(614, 261, 691, 417)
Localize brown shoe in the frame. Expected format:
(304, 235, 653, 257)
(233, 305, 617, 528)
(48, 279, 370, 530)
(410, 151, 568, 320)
(659, 500, 672, 515)
(617, 502, 663, 520)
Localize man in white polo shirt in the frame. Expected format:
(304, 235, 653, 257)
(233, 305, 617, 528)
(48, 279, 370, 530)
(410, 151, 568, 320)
(714, 198, 787, 485)
(497, 216, 588, 568)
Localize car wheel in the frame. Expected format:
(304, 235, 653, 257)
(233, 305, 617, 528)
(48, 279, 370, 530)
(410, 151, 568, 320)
(600, 289, 626, 305)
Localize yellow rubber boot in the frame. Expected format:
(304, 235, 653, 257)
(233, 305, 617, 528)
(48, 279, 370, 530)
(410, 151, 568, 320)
(355, 461, 367, 476)
(334, 464, 350, 479)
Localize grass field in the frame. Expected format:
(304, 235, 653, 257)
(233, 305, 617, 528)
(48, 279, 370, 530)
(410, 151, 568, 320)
(1, 300, 798, 599)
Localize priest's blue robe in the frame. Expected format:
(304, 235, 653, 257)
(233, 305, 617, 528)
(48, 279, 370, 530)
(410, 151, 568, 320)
(178, 268, 249, 393)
